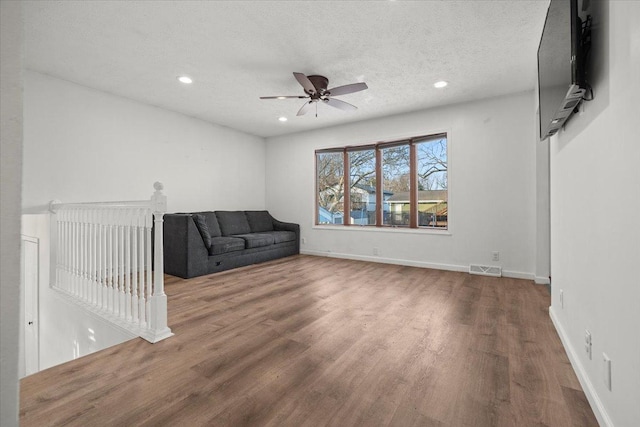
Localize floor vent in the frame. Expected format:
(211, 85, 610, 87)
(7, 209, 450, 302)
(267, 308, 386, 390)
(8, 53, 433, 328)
(469, 264, 502, 277)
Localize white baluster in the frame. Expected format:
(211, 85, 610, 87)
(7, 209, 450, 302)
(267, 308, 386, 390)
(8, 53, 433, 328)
(112, 209, 119, 317)
(91, 210, 97, 306)
(138, 212, 146, 326)
(61, 210, 65, 289)
(125, 216, 132, 321)
(107, 209, 113, 312)
(80, 208, 85, 301)
(145, 209, 153, 329)
(84, 208, 89, 302)
(55, 211, 60, 287)
(68, 209, 73, 292)
(102, 210, 108, 310)
(75, 209, 80, 296)
(98, 214, 103, 309)
(119, 210, 126, 319)
(131, 211, 139, 323)
(70, 209, 75, 294)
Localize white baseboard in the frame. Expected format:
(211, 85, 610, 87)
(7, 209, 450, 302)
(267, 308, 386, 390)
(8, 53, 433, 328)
(502, 269, 535, 281)
(549, 306, 613, 427)
(535, 276, 551, 285)
(301, 249, 466, 273)
(300, 249, 535, 281)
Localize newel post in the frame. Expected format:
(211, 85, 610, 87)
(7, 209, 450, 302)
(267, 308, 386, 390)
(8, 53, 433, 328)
(145, 182, 173, 342)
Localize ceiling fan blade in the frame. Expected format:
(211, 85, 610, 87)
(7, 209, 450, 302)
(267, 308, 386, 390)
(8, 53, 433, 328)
(293, 72, 316, 94)
(324, 98, 357, 112)
(260, 95, 308, 99)
(327, 82, 368, 97)
(297, 101, 313, 116)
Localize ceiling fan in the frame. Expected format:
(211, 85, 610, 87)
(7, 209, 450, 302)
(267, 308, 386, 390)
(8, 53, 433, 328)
(260, 72, 368, 117)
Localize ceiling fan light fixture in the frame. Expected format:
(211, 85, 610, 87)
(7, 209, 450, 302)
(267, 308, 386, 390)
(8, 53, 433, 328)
(177, 76, 193, 84)
(434, 80, 448, 88)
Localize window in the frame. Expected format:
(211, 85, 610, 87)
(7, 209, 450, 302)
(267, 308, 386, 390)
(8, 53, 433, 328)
(382, 144, 410, 226)
(316, 151, 345, 224)
(315, 133, 447, 229)
(416, 137, 448, 228)
(349, 148, 376, 225)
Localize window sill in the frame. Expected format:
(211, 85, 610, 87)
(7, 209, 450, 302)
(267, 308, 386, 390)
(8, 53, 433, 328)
(312, 225, 451, 236)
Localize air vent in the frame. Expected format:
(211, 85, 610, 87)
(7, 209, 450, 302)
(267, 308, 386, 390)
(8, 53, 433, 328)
(469, 264, 502, 277)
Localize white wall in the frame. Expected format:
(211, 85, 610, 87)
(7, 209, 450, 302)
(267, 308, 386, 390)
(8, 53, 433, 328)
(23, 71, 266, 213)
(266, 91, 539, 279)
(0, 1, 23, 425)
(549, 1, 640, 426)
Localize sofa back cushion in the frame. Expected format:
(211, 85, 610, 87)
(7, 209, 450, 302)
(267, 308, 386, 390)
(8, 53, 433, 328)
(193, 211, 222, 237)
(245, 211, 274, 233)
(215, 211, 251, 236)
(191, 214, 212, 248)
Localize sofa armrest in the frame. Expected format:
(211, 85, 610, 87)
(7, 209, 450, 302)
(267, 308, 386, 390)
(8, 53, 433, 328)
(163, 214, 209, 278)
(272, 219, 299, 234)
(271, 216, 300, 254)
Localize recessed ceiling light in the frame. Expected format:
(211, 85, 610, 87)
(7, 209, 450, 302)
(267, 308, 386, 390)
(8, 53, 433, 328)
(434, 80, 448, 88)
(278, 117, 288, 122)
(178, 76, 193, 84)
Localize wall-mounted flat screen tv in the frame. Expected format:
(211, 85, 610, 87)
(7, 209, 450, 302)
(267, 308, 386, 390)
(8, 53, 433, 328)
(538, 0, 591, 140)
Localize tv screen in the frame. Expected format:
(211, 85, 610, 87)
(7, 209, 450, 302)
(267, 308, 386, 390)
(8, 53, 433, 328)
(537, 0, 586, 140)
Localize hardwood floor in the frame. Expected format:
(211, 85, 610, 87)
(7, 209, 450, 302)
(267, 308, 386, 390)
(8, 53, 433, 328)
(20, 255, 598, 426)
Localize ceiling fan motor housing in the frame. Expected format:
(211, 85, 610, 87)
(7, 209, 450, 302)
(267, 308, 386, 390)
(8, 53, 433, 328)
(306, 75, 329, 98)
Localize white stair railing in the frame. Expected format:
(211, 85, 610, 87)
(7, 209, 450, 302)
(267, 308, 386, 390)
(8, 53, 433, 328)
(50, 182, 173, 343)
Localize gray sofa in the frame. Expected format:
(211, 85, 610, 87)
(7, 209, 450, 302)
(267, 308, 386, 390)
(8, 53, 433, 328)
(163, 210, 299, 279)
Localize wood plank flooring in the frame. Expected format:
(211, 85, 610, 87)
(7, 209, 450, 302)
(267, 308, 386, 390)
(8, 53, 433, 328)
(20, 255, 598, 426)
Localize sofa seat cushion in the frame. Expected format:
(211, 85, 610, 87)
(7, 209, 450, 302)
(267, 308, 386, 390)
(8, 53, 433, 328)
(208, 237, 246, 256)
(233, 233, 275, 249)
(216, 211, 252, 236)
(245, 211, 274, 233)
(262, 231, 296, 244)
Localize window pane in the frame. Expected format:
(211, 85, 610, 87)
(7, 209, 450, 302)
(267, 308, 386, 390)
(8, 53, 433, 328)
(317, 152, 344, 224)
(349, 149, 376, 225)
(416, 137, 448, 228)
(382, 145, 410, 226)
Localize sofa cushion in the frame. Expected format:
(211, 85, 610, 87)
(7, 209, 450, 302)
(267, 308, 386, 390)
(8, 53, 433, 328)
(192, 214, 212, 248)
(245, 211, 274, 233)
(215, 211, 251, 236)
(193, 211, 222, 237)
(233, 233, 275, 249)
(208, 237, 246, 255)
(261, 231, 296, 244)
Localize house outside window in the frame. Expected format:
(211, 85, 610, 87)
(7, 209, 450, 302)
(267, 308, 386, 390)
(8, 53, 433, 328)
(316, 133, 447, 229)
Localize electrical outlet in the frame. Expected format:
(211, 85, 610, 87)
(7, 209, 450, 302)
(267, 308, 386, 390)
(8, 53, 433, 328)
(492, 251, 500, 261)
(603, 353, 612, 390)
(301, 237, 306, 244)
(585, 330, 592, 359)
(560, 289, 564, 308)
(373, 247, 379, 256)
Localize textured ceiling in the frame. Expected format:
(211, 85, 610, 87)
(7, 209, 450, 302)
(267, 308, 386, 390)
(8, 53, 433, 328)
(24, 0, 550, 138)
